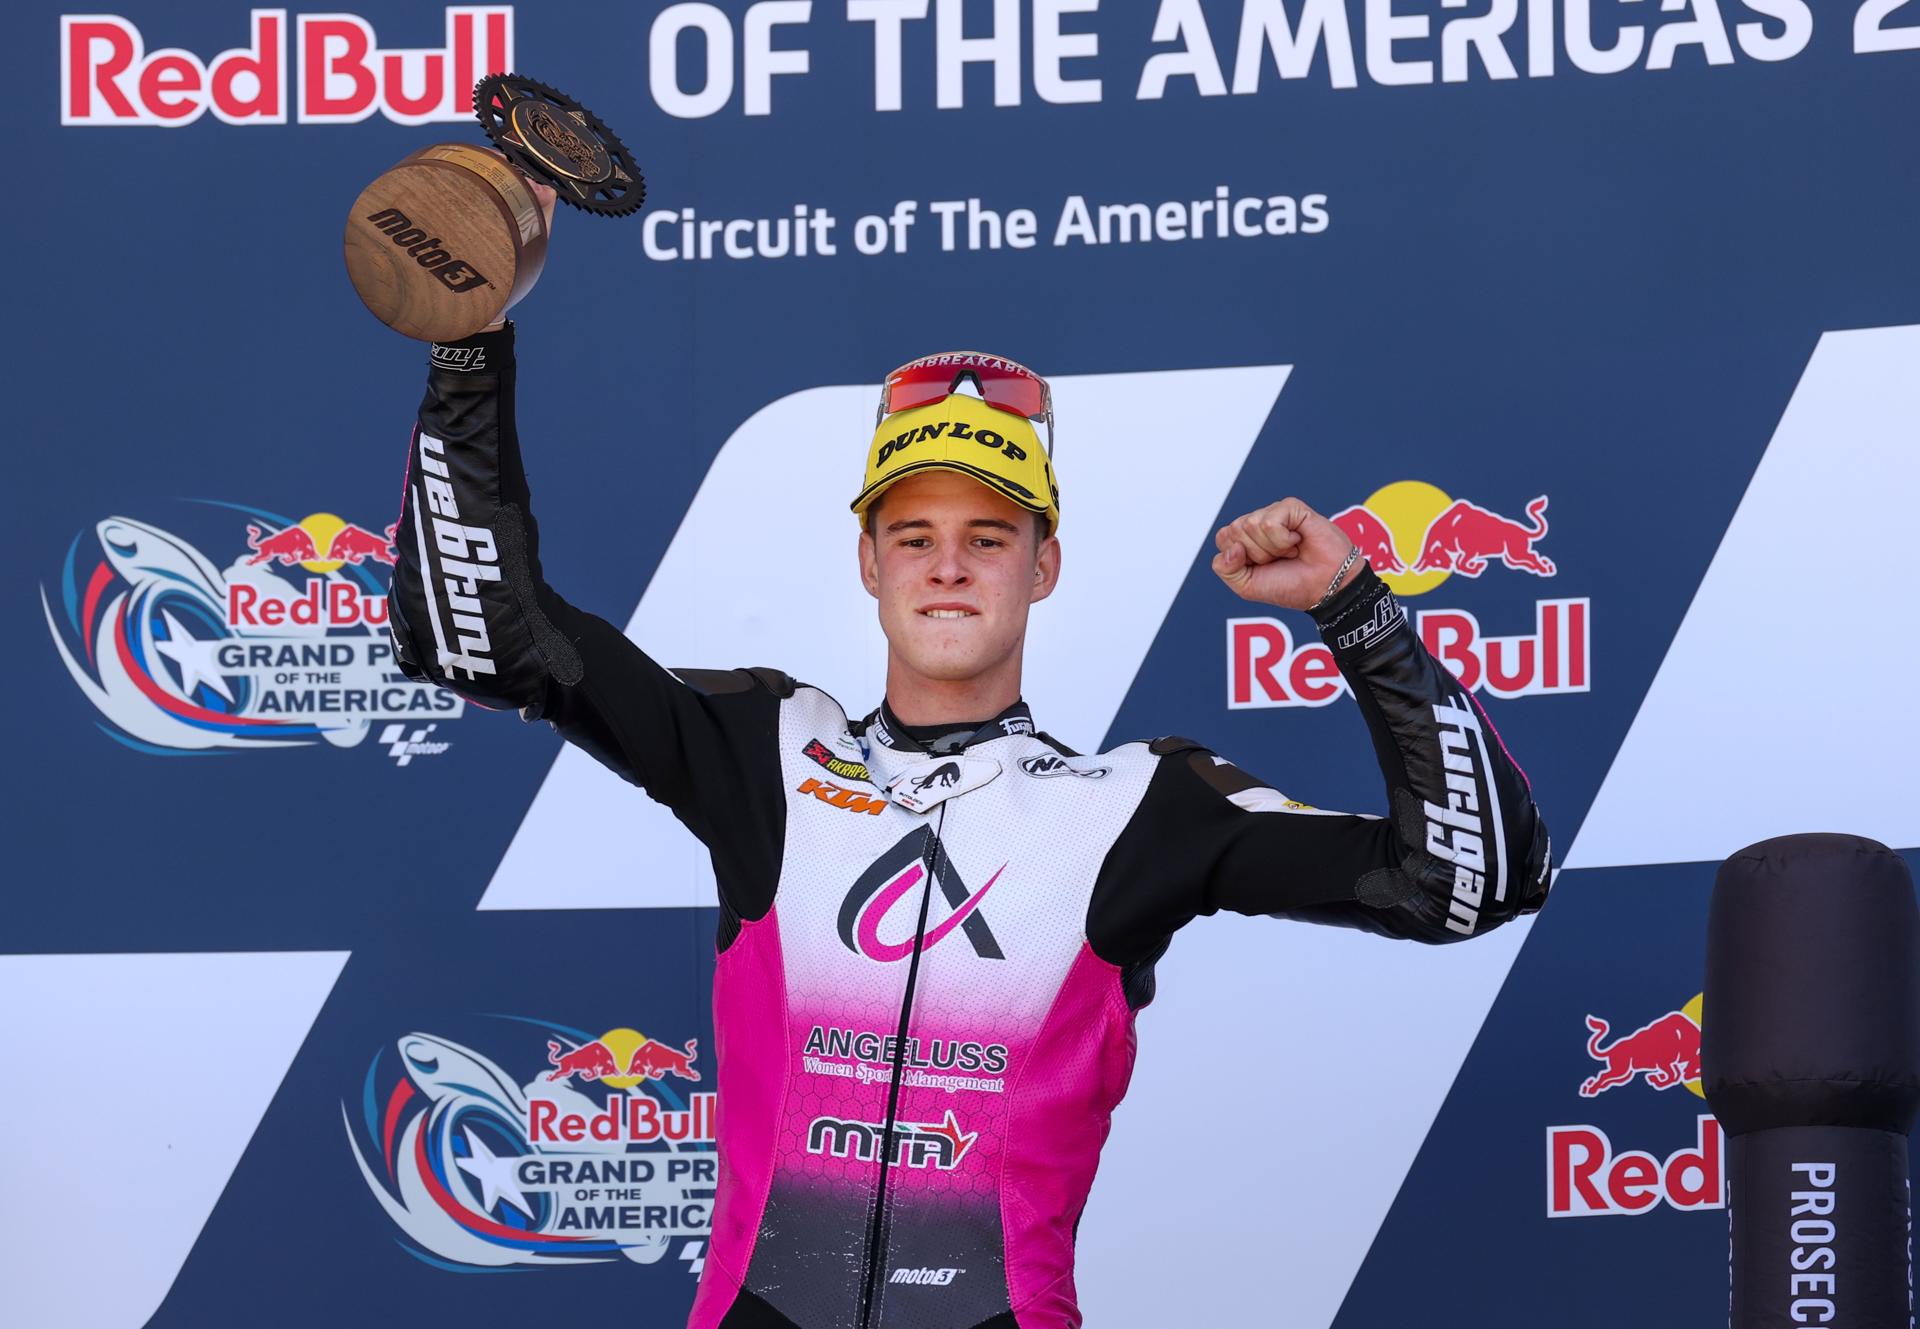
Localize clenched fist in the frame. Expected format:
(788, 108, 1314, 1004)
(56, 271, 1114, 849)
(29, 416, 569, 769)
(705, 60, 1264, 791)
(1212, 497, 1360, 611)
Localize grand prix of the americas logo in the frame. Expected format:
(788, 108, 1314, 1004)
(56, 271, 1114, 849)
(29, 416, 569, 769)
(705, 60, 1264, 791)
(1229, 480, 1591, 707)
(60, 8, 512, 127)
(1546, 993, 1722, 1218)
(838, 829, 1005, 962)
(41, 503, 461, 758)
(344, 1021, 714, 1274)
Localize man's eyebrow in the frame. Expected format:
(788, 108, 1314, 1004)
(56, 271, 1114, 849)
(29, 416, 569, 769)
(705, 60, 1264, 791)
(882, 516, 1021, 534)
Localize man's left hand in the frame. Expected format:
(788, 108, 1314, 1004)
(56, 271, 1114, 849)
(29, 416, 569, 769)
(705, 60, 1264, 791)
(1212, 497, 1360, 611)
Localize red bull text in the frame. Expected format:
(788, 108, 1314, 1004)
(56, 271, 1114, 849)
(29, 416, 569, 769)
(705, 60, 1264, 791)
(1547, 1115, 1724, 1216)
(527, 1092, 717, 1145)
(1228, 600, 1588, 706)
(61, 8, 513, 127)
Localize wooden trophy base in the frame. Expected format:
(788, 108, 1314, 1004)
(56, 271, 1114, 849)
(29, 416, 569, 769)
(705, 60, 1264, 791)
(343, 144, 548, 343)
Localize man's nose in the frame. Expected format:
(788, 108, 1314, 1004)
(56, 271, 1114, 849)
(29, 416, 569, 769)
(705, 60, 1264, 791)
(928, 545, 970, 585)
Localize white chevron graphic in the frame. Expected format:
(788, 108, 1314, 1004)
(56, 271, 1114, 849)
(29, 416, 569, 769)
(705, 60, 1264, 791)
(0, 950, 349, 1329)
(1568, 324, 1920, 868)
(480, 366, 1292, 910)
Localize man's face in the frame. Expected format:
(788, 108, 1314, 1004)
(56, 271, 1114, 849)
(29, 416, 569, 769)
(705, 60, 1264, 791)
(858, 470, 1060, 685)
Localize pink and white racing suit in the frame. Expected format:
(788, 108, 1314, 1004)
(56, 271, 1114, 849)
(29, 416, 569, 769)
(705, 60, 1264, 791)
(386, 325, 1553, 1329)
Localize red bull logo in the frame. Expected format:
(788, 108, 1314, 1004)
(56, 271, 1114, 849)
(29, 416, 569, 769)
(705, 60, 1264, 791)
(1547, 1115, 1724, 1217)
(530, 1028, 709, 1146)
(1230, 480, 1589, 707)
(245, 514, 396, 570)
(1578, 997, 1704, 1099)
(1330, 482, 1556, 592)
(61, 8, 513, 127)
(1545, 994, 1720, 1217)
(624, 1038, 701, 1082)
(231, 514, 394, 631)
(527, 1091, 716, 1146)
(543, 1029, 701, 1086)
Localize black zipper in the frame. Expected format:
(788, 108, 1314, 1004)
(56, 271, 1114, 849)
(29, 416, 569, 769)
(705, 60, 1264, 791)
(855, 804, 948, 1329)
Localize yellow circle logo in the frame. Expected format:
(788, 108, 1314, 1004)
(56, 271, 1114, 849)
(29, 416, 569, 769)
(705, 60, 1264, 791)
(295, 512, 348, 573)
(595, 1027, 651, 1090)
(1681, 992, 1705, 1098)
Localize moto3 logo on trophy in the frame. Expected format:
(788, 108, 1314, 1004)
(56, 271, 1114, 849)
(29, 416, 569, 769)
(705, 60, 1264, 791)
(60, 7, 512, 126)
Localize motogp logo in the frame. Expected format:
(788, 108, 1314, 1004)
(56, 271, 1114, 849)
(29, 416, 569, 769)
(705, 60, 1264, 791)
(838, 829, 1004, 963)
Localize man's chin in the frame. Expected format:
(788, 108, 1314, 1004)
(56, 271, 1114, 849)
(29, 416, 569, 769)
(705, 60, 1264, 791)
(891, 642, 1009, 686)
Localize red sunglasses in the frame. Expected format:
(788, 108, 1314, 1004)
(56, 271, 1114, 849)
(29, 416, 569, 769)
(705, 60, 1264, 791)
(876, 352, 1055, 452)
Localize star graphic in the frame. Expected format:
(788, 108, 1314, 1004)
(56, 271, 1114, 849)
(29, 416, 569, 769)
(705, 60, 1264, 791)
(919, 1110, 978, 1167)
(151, 610, 236, 704)
(454, 1128, 534, 1220)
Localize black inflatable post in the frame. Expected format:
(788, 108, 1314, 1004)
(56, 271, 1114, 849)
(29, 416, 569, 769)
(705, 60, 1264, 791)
(1704, 834, 1920, 1328)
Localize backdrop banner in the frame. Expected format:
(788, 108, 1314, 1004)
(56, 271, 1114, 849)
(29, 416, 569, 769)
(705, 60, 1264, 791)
(8, 3, 1920, 1326)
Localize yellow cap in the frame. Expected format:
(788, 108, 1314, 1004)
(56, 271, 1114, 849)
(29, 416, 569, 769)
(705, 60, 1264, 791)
(851, 394, 1060, 535)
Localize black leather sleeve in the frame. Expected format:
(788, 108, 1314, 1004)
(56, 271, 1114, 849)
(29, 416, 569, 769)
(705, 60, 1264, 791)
(1087, 565, 1552, 1005)
(384, 323, 786, 938)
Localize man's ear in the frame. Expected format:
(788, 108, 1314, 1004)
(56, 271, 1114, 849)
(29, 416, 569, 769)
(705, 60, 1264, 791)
(1030, 534, 1061, 604)
(858, 528, 880, 599)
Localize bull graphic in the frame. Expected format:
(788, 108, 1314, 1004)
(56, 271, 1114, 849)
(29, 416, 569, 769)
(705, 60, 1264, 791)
(1413, 495, 1555, 578)
(912, 761, 962, 792)
(1578, 1011, 1702, 1097)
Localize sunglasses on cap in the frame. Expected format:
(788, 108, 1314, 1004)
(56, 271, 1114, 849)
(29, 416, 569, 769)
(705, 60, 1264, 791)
(876, 352, 1055, 453)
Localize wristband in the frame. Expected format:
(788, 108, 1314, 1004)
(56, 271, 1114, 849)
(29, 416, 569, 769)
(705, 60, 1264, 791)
(1311, 545, 1363, 612)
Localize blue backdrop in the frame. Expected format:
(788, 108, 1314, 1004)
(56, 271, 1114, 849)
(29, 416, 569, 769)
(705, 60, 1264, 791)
(8, 2, 1920, 1325)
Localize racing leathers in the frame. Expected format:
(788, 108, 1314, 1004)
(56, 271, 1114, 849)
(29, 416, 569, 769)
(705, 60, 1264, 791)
(386, 325, 1554, 1329)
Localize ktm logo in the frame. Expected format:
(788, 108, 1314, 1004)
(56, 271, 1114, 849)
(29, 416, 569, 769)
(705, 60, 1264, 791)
(798, 777, 884, 815)
(839, 830, 1005, 962)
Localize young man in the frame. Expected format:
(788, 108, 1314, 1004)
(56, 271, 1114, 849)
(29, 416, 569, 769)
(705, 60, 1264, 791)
(386, 194, 1550, 1329)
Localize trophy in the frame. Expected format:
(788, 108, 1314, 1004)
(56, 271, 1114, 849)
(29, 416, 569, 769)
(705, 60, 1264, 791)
(343, 74, 643, 342)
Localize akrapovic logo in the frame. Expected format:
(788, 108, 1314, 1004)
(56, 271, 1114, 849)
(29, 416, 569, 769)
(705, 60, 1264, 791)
(890, 1266, 963, 1286)
(1426, 696, 1502, 936)
(803, 738, 871, 783)
(61, 8, 512, 127)
(365, 209, 489, 292)
(410, 432, 501, 682)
